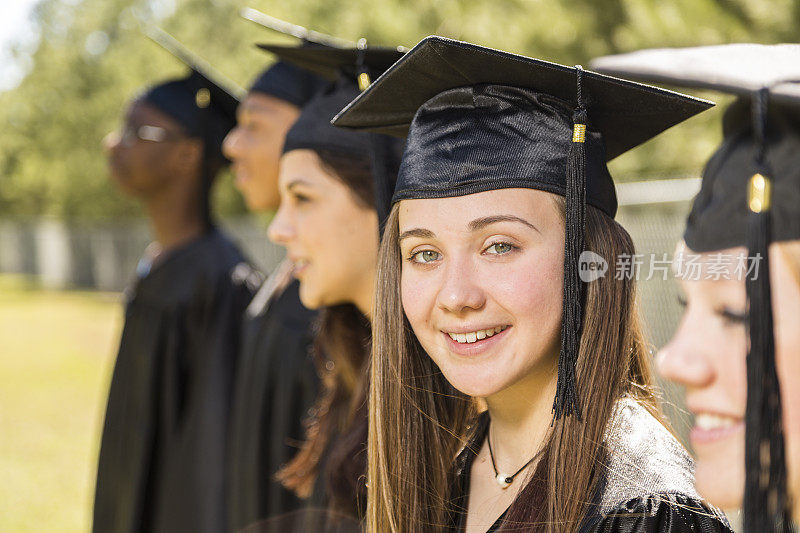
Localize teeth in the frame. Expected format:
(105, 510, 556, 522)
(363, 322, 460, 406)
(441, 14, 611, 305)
(448, 326, 508, 344)
(695, 413, 738, 430)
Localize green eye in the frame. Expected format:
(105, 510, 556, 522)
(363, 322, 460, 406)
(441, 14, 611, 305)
(486, 242, 514, 255)
(411, 250, 441, 263)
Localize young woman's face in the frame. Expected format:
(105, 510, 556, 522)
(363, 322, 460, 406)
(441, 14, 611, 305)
(399, 188, 564, 398)
(657, 243, 800, 514)
(268, 149, 379, 315)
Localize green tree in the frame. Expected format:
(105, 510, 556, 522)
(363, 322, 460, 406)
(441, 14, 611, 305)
(0, 0, 797, 219)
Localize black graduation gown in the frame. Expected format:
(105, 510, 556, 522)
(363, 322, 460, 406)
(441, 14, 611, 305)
(450, 399, 733, 533)
(93, 229, 258, 533)
(227, 275, 319, 532)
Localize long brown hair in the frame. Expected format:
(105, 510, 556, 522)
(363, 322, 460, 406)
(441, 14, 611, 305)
(367, 195, 659, 533)
(276, 149, 375, 516)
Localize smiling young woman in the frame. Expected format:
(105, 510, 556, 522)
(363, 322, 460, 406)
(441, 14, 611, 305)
(333, 37, 732, 533)
(260, 45, 405, 524)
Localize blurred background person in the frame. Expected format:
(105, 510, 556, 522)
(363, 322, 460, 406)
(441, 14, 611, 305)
(263, 43, 404, 528)
(222, 17, 333, 532)
(591, 44, 800, 531)
(93, 31, 258, 533)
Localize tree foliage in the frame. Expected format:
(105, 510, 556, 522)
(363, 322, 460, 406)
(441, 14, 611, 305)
(0, 0, 797, 218)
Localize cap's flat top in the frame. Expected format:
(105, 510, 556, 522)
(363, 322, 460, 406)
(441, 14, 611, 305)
(256, 43, 407, 81)
(332, 36, 713, 160)
(590, 44, 800, 104)
(241, 7, 355, 48)
(146, 26, 245, 101)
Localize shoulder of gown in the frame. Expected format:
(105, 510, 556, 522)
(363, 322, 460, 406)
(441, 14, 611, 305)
(582, 398, 732, 532)
(132, 228, 261, 307)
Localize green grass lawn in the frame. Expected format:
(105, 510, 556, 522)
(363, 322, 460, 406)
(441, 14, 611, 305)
(0, 275, 122, 533)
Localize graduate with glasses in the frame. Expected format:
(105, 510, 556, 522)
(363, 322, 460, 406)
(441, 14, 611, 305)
(94, 30, 258, 533)
(333, 36, 733, 532)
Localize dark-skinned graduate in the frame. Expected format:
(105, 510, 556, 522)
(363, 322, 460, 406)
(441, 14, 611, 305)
(93, 29, 259, 533)
(222, 13, 339, 533)
(240, 39, 405, 532)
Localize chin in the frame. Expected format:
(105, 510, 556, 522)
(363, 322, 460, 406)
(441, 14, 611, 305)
(694, 450, 745, 510)
(437, 361, 510, 399)
(298, 284, 324, 311)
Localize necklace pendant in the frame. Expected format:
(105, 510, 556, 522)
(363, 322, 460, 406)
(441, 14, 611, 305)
(495, 473, 512, 489)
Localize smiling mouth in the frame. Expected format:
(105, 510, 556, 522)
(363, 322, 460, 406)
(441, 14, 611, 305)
(690, 412, 745, 446)
(445, 325, 510, 344)
(694, 413, 741, 431)
(290, 259, 310, 276)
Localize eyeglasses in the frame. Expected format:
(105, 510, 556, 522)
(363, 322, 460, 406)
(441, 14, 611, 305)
(118, 124, 186, 146)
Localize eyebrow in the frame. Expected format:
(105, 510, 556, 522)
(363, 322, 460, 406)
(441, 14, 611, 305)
(286, 179, 314, 191)
(398, 214, 539, 243)
(398, 228, 435, 242)
(468, 215, 539, 233)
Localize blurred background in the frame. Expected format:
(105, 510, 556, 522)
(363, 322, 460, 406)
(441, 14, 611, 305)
(0, 0, 798, 531)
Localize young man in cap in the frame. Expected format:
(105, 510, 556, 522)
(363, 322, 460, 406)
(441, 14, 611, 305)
(222, 58, 328, 531)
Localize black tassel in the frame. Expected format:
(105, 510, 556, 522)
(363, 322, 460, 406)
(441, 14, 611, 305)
(368, 133, 395, 235)
(743, 88, 793, 533)
(553, 66, 587, 422)
(354, 38, 394, 237)
(196, 86, 215, 230)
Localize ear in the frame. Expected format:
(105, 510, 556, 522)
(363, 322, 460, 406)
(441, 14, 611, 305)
(177, 137, 204, 162)
(173, 137, 205, 174)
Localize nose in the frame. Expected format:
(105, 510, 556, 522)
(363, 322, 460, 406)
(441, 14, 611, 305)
(222, 125, 242, 161)
(102, 130, 121, 154)
(435, 257, 486, 315)
(656, 314, 715, 388)
(267, 203, 295, 246)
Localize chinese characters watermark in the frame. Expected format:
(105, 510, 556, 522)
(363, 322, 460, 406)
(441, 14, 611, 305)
(578, 250, 762, 282)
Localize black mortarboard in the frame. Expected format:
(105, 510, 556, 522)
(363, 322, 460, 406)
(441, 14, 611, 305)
(144, 27, 242, 164)
(247, 60, 329, 107)
(141, 28, 244, 161)
(143, 28, 243, 228)
(268, 40, 407, 229)
(257, 42, 408, 85)
(592, 44, 800, 532)
(333, 36, 712, 421)
(240, 9, 339, 106)
(241, 7, 355, 48)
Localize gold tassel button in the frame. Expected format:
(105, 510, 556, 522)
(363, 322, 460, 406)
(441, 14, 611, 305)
(358, 72, 371, 92)
(195, 88, 211, 109)
(748, 173, 772, 213)
(572, 123, 586, 143)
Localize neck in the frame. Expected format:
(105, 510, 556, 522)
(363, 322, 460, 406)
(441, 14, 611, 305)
(484, 356, 558, 469)
(353, 271, 376, 322)
(144, 186, 207, 252)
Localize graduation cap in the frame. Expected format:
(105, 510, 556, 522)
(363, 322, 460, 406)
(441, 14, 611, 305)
(257, 41, 408, 85)
(240, 9, 341, 106)
(591, 44, 800, 532)
(267, 39, 407, 230)
(333, 36, 713, 421)
(144, 26, 242, 163)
